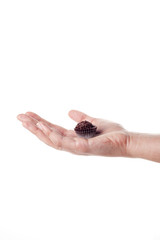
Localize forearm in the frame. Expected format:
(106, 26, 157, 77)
(127, 132, 160, 163)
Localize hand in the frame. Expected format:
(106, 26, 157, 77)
(17, 110, 129, 157)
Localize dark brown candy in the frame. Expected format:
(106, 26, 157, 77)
(74, 120, 97, 138)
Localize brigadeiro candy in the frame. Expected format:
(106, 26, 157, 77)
(74, 120, 97, 138)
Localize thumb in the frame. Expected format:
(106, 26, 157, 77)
(68, 110, 93, 123)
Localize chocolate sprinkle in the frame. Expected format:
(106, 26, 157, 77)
(74, 120, 97, 138)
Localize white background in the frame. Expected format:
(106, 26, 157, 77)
(0, 0, 160, 239)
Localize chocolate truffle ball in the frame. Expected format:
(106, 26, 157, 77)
(74, 120, 97, 138)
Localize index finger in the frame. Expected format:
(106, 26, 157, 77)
(25, 112, 67, 135)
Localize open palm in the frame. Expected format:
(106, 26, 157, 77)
(17, 110, 129, 157)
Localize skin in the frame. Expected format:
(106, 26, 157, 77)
(17, 110, 160, 163)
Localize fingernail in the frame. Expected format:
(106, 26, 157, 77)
(17, 114, 27, 120)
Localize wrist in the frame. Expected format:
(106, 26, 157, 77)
(126, 132, 160, 162)
(126, 132, 143, 158)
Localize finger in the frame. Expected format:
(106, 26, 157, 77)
(17, 113, 77, 138)
(17, 114, 38, 124)
(37, 121, 75, 152)
(68, 110, 96, 124)
(25, 112, 67, 135)
(37, 121, 89, 154)
(21, 120, 54, 147)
